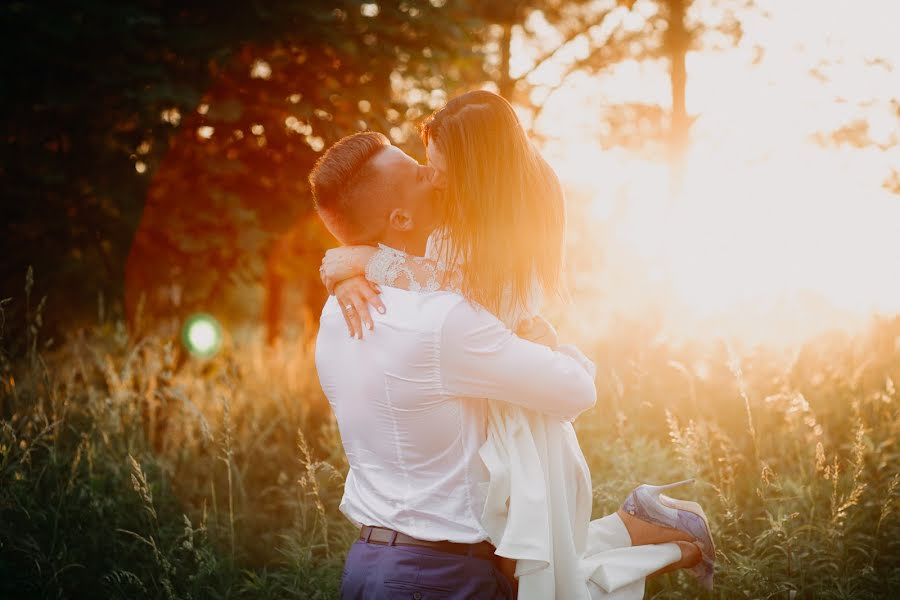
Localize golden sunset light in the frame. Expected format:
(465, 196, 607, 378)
(4, 2, 898, 598)
(516, 0, 900, 343)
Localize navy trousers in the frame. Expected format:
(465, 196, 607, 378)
(341, 539, 514, 599)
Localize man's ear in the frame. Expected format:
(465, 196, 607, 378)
(387, 208, 414, 232)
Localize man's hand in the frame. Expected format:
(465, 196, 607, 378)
(515, 315, 559, 350)
(320, 246, 378, 295)
(334, 275, 385, 339)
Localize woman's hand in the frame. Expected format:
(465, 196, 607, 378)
(334, 275, 386, 339)
(515, 315, 559, 350)
(320, 246, 378, 295)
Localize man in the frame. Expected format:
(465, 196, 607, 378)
(310, 131, 598, 599)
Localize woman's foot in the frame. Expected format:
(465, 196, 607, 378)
(617, 508, 694, 545)
(619, 479, 716, 590)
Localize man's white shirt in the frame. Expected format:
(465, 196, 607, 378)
(315, 286, 597, 543)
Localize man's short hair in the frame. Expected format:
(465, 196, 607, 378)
(309, 131, 390, 244)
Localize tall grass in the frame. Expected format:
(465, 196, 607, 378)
(0, 284, 897, 598)
(0, 280, 352, 598)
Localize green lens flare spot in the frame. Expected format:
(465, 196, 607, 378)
(181, 313, 223, 358)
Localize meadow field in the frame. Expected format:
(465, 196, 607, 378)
(1, 282, 897, 600)
(4, 1, 899, 598)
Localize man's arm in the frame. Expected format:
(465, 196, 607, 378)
(440, 302, 597, 421)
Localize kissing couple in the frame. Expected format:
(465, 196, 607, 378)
(311, 90, 715, 599)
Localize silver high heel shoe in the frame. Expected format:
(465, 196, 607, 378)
(620, 478, 716, 590)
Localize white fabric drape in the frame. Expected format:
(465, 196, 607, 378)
(424, 231, 684, 598)
(479, 401, 681, 599)
(477, 262, 681, 598)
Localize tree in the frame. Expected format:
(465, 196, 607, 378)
(0, 1, 480, 343)
(812, 61, 899, 196)
(473, 1, 633, 104)
(126, 1, 479, 337)
(474, 0, 752, 194)
(656, 0, 749, 195)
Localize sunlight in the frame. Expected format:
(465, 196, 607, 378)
(532, 0, 900, 343)
(9, 4, 900, 595)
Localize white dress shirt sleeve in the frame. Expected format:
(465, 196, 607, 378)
(440, 301, 597, 421)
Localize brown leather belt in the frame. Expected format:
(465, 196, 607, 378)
(359, 525, 498, 560)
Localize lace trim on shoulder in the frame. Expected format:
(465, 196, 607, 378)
(365, 244, 445, 292)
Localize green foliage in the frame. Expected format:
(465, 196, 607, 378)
(0, 0, 762, 343)
(0, 287, 356, 599)
(0, 1, 481, 340)
(1, 289, 898, 599)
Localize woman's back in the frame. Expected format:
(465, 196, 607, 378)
(425, 228, 543, 329)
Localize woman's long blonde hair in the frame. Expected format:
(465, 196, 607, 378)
(421, 90, 566, 315)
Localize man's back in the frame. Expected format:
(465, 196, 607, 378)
(316, 286, 597, 545)
(315, 287, 490, 542)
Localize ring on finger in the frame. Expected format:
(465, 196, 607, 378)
(345, 304, 355, 312)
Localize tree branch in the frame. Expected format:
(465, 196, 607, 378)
(530, 23, 647, 128)
(515, 8, 617, 84)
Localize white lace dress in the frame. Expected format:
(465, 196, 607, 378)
(366, 234, 681, 599)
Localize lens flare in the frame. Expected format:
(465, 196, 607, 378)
(182, 314, 223, 358)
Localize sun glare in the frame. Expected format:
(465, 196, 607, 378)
(532, 0, 900, 344)
(182, 314, 223, 358)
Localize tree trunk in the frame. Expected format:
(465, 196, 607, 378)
(498, 23, 515, 101)
(666, 0, 690, 198)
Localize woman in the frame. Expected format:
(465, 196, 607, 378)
(320, 91, 715, 598)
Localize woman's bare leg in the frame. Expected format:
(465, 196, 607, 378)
(647, 541, 702, 578)
(617, 508, 695, 546)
